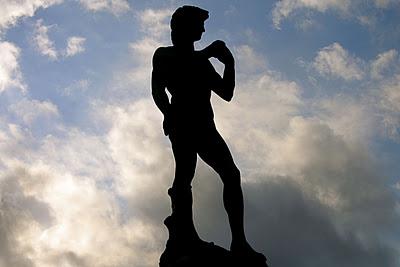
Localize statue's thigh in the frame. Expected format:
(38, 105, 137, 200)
(169, 133, 198, 184)
(197, 129, 237, 176)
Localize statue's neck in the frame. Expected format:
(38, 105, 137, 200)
(174, 42, 195, 52)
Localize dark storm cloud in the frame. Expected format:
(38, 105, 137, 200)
(188, 167, 399, 267)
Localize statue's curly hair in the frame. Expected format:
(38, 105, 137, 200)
(170, 5, 209, 45)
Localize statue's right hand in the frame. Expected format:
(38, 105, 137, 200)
(204, 40, 234, 65)
(163, 112, 176, 136)
(163, 115, 170, 136)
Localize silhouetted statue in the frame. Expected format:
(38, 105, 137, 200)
(152, 5, 268, 267)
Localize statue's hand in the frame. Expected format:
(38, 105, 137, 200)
(203, 40, 234, 65)
(163, 111, 176, 136)
(163, 114, 171, 136)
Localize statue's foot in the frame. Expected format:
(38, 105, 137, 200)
(193, 238, 215, 252)
(164, 215, 214, 249)
(160, 234, 217, 267)
(230, 241, 268, 266)
(168, 234, 214, 251)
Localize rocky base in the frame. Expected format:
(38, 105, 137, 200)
(160, 188, 269, 267)
(159, 239, 268, 267)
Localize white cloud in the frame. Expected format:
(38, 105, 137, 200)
(64, 36, 86, 57)
(61, 79, 90, 96)
(234, 45, 267, 74)
(0, 0, 62, 33)
(312, 42, 364, 80)
(103, 99, 170, 199)
(271, 0, 400, 29)
(272, 0, 350, 29)
(0, 162, 160, 267)
(0, 110, 165, 266)
(129, 37, 161, 63)
(8, 98, 59, 125)
(0, 123, 34, 170)
(308, 44, 400, 140)
(78, 0, 130, 15)
(108, 8, 171, 100)
(370, 49, 398, 79)
(315, 96, 378, 143)
(33, 19, 58, 60)
(0, 41, 26, 93)
(374, 0, 399, 8)
(37, 128, 117, 182)
(378, 74, 400, 139)
(123, 37, 162, 92)
(33, 20, 87, 60)
(138, 8, 172, 39)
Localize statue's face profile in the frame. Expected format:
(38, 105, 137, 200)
(174, 20, 205, 44)
(191, 21, 205, 42)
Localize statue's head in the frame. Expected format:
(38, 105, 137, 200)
(170, 5, 209, 45)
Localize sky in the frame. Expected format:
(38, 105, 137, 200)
(0, 0, 400, 266)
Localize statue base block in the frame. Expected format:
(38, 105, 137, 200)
(159, 238, 269, 267)
(160, 188, 269, 267)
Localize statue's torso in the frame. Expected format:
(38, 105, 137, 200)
(158, 46, 217, 126)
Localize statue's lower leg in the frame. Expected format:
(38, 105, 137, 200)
(222, 169, 268, 265)
(165, 186, 202, 245)
(160, 186, 212, 266)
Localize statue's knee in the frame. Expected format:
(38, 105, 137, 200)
(168, 185, 193, 212)
(168, 185, 192, 199)
(233, 166, 241, 178)
(174, 170, 195, 183)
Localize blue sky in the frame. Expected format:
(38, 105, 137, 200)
(0, 1, 399, 266)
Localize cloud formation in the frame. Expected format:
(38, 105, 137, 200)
(0, 0, 62, 33)
(312, 42, 364, 80)
(8, 98, 59, 125)
(305, 42, 400, 140)
(377, 74, 400, 139)
(138, 8, 172, 38)
(370, 49, 398, 80)
(0, 0, 129, 36)
(272, 0, 350, 29)
(64, 36, 86, 57)
(272, 0, 400, 29)
(78, 0, 130, 15)
(0, 112, 165, 267)
(33, 20, 87, 60)
(0, 41, 26, 92)
(32, 19, 58, 60)
(107, 7, 172, 100)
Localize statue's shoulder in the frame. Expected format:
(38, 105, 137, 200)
(153, 46, 175, 62)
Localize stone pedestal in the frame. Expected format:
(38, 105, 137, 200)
(159, 188, 269, 267)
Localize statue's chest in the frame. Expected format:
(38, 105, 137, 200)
(167, 55, 211, 88)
